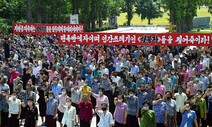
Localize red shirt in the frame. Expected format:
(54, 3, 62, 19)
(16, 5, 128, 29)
(78, 101, 93, 121)
(10, 71, 19, 84)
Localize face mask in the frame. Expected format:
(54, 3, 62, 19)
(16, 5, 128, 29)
(62, 91, 66, 95)
(186, 107, 190, 111)
(129, 94, 134, 97)
(49, 96, 53, 99)
(178, 89, 183, 93)
(2, 94, 6, 96)
(102, 107, 107, 111)
(118, 99, 123, 102)
(11, 95, 16, 99)
(98, 91, 103, 95)
(197, 95, 201, 98)
(84, 84, 87, 86)
(140, 90, 145, 92)
(66, 102, 71, 106)
(144, 106, 149, 111)
(167, 97, 171, 100)
(94, 79, 98, 82)
(191, 99, 196, 103)
(27, 101, 33, 106)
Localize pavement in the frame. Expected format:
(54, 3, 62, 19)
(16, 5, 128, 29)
(101, 26, 169, 33)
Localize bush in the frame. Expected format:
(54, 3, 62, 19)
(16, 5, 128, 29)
(0, 18, 11, 34)
(197, 28, 200, 32)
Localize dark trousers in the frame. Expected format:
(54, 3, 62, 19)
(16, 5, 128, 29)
(1, 111, 8, 127)
(177, 112, 182, 126)
(96, 113, 100, 126)
(9, 84, 13, 94)
(45, 115, 56, 127)
(115, 121, 125, 127)
(201, 118, 207, 127)
(8, 114, 19, 127)
(80, 120, 90, 127)
(58, 110, 64, 123)
(126, 115, 139, 127)
(156, 123, 165, 127)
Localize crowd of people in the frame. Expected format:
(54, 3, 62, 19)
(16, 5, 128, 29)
(0, 34, 212, 127)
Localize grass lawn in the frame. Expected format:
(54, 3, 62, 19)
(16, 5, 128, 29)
(118, 7, 212, 25)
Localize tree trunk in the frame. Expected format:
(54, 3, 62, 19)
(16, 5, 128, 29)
(27, 0, 33, 22)
(36, 0, 42, 23)
(148, 18, 151, 25)
(58, 0, 62, 23)
(91, 20, 95, 31)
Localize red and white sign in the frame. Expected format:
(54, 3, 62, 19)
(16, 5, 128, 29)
(59, 33, 212, 46)
(13, 23, 84, 34)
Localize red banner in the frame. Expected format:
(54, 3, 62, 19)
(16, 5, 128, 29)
(13, 23, 84, 34)
(58, 33, 212, 46)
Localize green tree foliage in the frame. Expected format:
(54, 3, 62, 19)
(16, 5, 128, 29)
(162, 0, 200, 32)
(0, 0, 26, 24)
(121, 0, 136, 26)
(135, 0, 162, 25)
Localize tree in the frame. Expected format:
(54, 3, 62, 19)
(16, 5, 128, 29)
(135, 0, 162, 25)
(122, 0, 136, 26)
(162, 0, 199, 32)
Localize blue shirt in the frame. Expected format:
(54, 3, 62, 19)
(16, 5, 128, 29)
(170, 75, 178, 88)
(180, 110, 197, 127)
(46, 99, 58, 116)
(126, 96, 139, 115)
(130, 66, 139, 76)
(85, 75, 94, 87)
(153, 102, 167, 123)
(51, 84, 62, 96)
(138, 91, 148, 108)
(0, 95, 9, 112)
(92, 82, 100, 94)
(200, 76, 209, 91)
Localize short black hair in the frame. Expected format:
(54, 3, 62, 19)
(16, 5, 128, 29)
(165, 91, 173, 98)
(143, 101, 150, 106)
(27, 97, 34, 102)
(98, 87, 105, 92)
(197, 90, 203, 94)
(155, 93, 163, 99)
(184, 101, 191, 105)
(128, 88, 135, 94)
(118, 94, 125, 101)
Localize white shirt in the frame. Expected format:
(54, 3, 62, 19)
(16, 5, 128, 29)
(38, 60, 42, 69)
(203, 57, 210, 69)
(97, 110, 114, 127)
(174, 93, 187, 112)
(101, 68, 109, 76)
(13, 53, 18, 61)
(111, 76, 121, 86)
(8, 97, 21, 117)
(32, 66, 41, 76)
(62, 106, 76, 127)
(150, 60, 156, 69)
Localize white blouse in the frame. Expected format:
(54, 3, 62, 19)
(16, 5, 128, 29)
(97, 110, 114, 127)
(62, 106, 76, 127)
